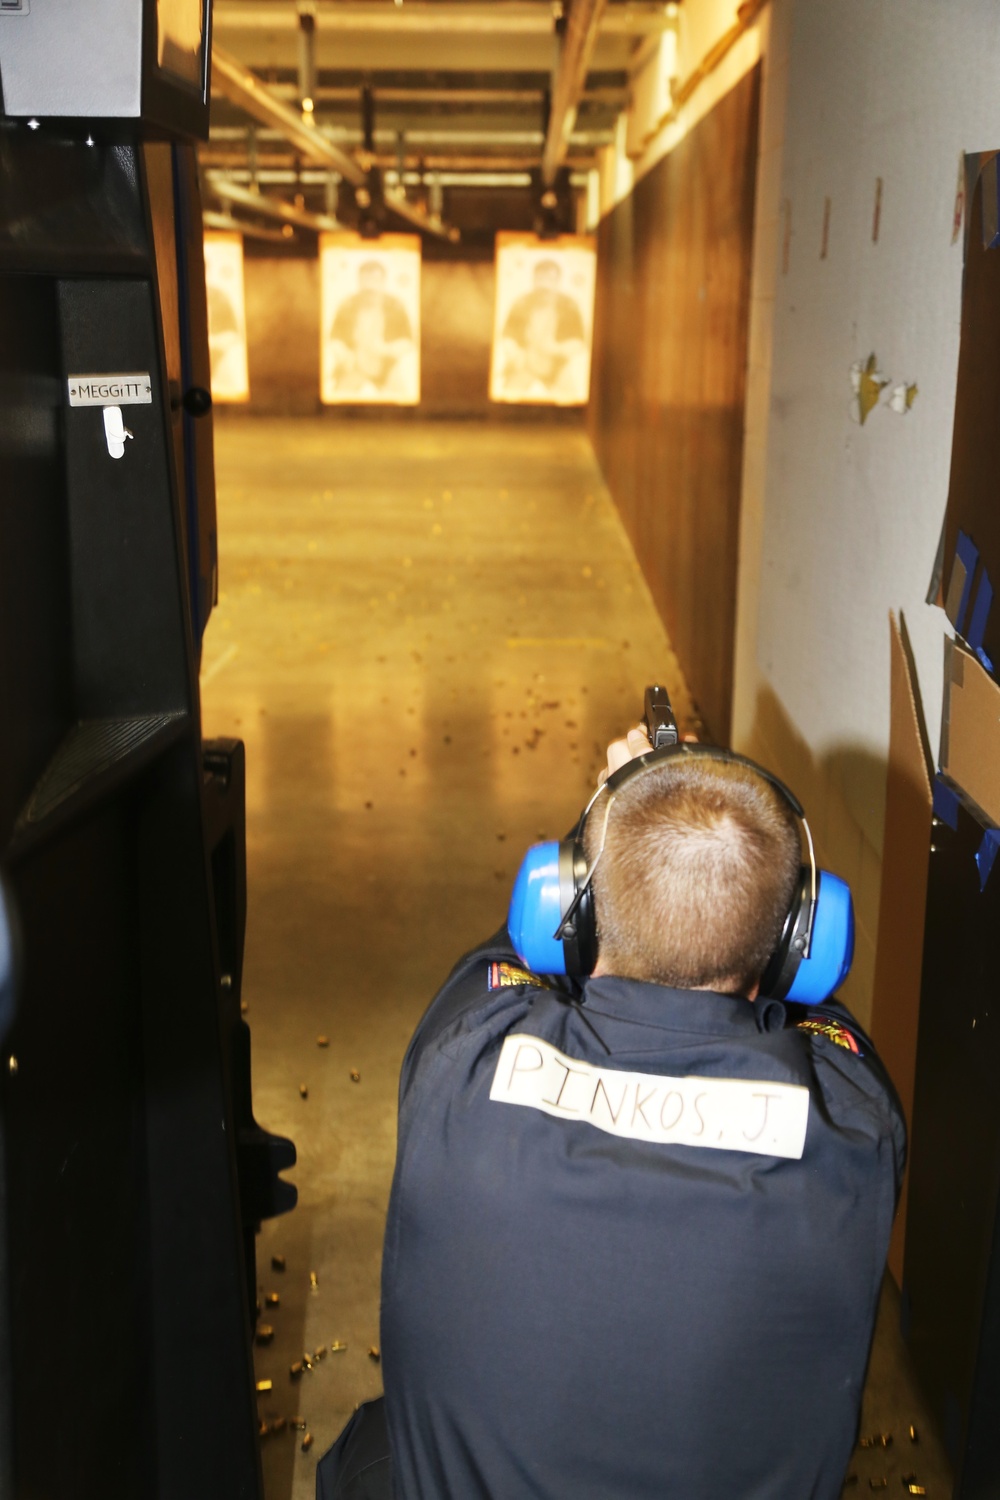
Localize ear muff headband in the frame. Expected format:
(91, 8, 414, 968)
(507, 743, 851, 1001)
(557, 744, 817, 959)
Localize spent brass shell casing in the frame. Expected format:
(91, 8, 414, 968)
(259, 1420, 270, 1438)
(255, 1379, 273, 1395)
(289, 1361, 304, 1379)
(255, 1324, 275, 1345)
(299, 1083, 309, 1098)
(302, 1433, 314, 1452)
(265, 1292, 280, 1306)
(331, 1340, 347, 1353)
(314, 1345, 327, 1360)
(291, 1417, 307, 1431)
(868, 1482, 887, 1492)
(310, 1271, 319, 1290)
(909, 1425, 918, 1443)
(906, 1488, 926, 1496)
(271, 1254, 287, 1272)
(317, 1036, 330, 1047)
(350, 1070, 361, 1082)
(368, 1345, 381, 1362)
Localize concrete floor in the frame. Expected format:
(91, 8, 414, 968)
(200, 416, 952, 1500)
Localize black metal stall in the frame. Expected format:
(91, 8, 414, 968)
(0, 4, 293, 1494)
(904, 157, 1000, 1500)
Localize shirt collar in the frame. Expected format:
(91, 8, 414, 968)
(580, 974, 786, 1036)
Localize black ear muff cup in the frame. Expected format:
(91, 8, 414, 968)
(557, 839, 597, 977)
(759, 866, 812, 1000)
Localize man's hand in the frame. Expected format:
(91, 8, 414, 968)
(599, 725, 653, 785)
(598, 724, 701, 786)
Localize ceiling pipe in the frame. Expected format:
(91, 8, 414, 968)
(255, 83, 627, 108)
(203, 208, 296, 244)
(212, 43, 367, 184)
(209, 125, 612, 148)
(207, 176, 342, 232)
(298, 12, 318, 113)
(200, 155, 599, 178)
(201, 152, 600, 175)
(384, 186, 457, 241)
(541, 0, 609, 186)
(212, 45, 459, 239)
(360, 82, 376, 157)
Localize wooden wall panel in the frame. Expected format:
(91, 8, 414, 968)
(589, 67, 761, 744)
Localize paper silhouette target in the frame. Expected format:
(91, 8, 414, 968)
(320, 234, 421, 405)
(204, 231, 250, 404)
(490, 233, 596, 406)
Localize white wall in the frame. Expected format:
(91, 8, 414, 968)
(733, 0, 1000, 1022)
(590, 0, 1000, 1022)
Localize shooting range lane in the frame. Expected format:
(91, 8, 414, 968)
(199, 416, 693, 1496)
(198, 416, 951, 1500)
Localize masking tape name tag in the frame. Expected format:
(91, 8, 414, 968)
(490, 1034, 810, 1159)
(67, 374, 152, 407)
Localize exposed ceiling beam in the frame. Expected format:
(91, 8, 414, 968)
(201, 156, 599, 177)
(210, 45, 460, 239)
(206, 177, 343, 232)
(211, 43, 367, 185)
(384, 188, 458, 241)
(542, 0, 609, 186)
(208, 126, 611, 149)
(206, 174, 459, 243)
(258, 82, 626, 108)
(213, 2, 671, 37)
(203, 208, 297, 244)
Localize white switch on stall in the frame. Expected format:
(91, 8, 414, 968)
(103, 404, 134, 459)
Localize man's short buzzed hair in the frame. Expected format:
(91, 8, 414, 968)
(585, 757, 802, 995)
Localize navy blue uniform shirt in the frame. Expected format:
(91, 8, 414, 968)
(381, 928, 906, 1500)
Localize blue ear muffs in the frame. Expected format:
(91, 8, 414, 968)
(506, 746, 855, 1004)
(508, 839, 596, 977)
(508, 844, 566, 976)
(781, 870, 854, 1004)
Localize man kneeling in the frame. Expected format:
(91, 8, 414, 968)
(321, 732, 905, 1499)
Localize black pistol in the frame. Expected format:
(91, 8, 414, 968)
(643, 685, 679, 749)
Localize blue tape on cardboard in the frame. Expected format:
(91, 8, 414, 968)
(967, 566, 994, 654)
(933, 776, 960, 830)
(947, 531, 980, 636)
(977, 646, 995, 673)
(976, 828, 1000, 891)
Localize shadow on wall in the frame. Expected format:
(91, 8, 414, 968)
(740, 681, 888, 1030)
(240, 251, 585, 422)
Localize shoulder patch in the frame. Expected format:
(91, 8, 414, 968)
(488, 960, 554, 992)
(796, 1017, 862, 1055)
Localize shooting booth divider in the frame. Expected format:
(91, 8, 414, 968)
(0, 4, 294, 1495)
(903, 153, 1000, 1497)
